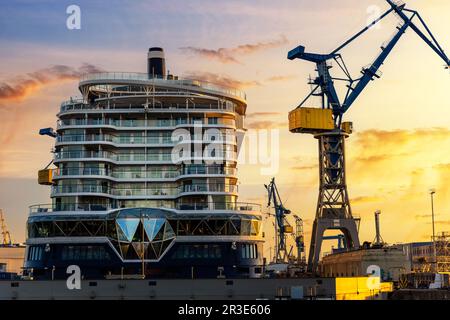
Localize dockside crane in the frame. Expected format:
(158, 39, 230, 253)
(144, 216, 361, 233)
(0, 209, 12, 246)
(265, 178, 293, 263)
(288, 0, 449, 273)
(292, 215, 305, 266)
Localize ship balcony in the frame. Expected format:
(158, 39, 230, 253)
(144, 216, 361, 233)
(52, 166, 237, 181)
(50, 184, 178, 199)
(55, 134, 176, 147)
(77, 72, 246, 100)
(54, 151, 174, 164)
(29, 201, 261, 215)
(178, 183, 238, 196)
(179, 166, 237, 178)
(50, 183, 238, 198)
(174, 201, 260, 213)
(59, 100, 239, 116)
(54, 150, 237, 164)
(173, 151, 238, 164)
(57, 118, 236, 130)
(55, 134, 236, 147)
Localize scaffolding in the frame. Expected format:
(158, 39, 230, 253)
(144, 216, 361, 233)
(435, 232, 450, 273)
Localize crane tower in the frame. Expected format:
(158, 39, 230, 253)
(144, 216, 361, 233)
(288, 0, 449, 273)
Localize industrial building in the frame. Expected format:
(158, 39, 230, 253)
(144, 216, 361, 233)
(0, 245, 25, 275)
(320, 245, 412, 282)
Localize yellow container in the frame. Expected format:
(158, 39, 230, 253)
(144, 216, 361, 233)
(288, 107, 334, 133)
(283, 225, 294, 233)
(38, 169, 53, 185)
(341, 121, 353, 134)
(335, 277, 393, 300)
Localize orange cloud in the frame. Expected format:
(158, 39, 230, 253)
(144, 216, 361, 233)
(0, 63, 103, 103)
(180, 35, 288, 64)
(291, 164, 317, 171)
(246, 112, 282, 118)
(350, 195, 383, 205)
(184, 71, 261, 89)
(246, 120, 288, 129)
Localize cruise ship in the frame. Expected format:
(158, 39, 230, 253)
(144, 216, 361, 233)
(25, 48, 264, 280)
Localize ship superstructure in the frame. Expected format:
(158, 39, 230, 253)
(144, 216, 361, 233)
(25, 48, 263, 279)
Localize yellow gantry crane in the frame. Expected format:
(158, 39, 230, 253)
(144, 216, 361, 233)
(288, 0, 449, 273)
(0, 209, 12, 246)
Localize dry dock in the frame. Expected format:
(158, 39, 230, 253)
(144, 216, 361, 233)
(0, 278, 335, 300)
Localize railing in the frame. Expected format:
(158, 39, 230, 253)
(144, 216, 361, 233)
(60, 101, 238, 113)
(179, 184, 238, 193)
(50, 183, 238, 196)
(56, 134, 174, 145)
(78, 72, 247, 100)
(53, 166, 237, 179)
(54, 150, 238, 162)
(57, 118, 236, 128)
(54, 151, 173, 162)
(175, 202, 261, 212)
(29, 203, 114, 213)
(29, 201, 261, 214)
(56, 134, 236, 145)
(181, 166, 237, 176)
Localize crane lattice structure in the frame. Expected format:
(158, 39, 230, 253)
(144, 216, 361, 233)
(292, 215, 305, 266)
(0, 209, 12, 246)
(435, 232, 450, 273)
(288, 0, 449, 273)
(265, 178, 293, 263)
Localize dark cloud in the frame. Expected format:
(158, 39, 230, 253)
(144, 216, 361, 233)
(0, 63, 104, 102)
(180, 35, 288, 64)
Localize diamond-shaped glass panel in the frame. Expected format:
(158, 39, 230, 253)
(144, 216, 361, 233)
(116, 218, 140, 242)
(143, 219, 156, 240)
(132, 242, 149, 259)
(163, 223, 176, 240)
(143, 219, 165, 241)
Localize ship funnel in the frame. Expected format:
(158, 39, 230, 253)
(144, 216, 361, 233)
(147, 47, 166, 79)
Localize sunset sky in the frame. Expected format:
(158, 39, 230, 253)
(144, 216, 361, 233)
(0, 0, 449, 259)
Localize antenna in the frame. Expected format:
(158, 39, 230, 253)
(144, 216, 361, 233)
(373, 210, 384, 246)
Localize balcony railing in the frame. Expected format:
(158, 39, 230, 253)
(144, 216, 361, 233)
(57, 118, 236, 128)
(175, 202, 261, 212)
(29, 201, 261, 214)
(56, 134, 236, 145)
(60, 101, 238, 113)
(50, 183, 238, 197)
(179, 184, 238, 193)
(78, 73, 247, 100)
(54, 151, 173, 162)
(54, 150, 238, 162)
(52, 166, 237, 179)
(56, 134, 174, 145)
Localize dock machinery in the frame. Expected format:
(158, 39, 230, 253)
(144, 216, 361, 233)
(288, 0, 449, 273)
(265, 178, 294, 263)
(0, 210, 12, 246)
